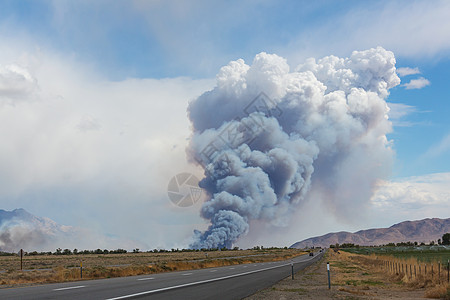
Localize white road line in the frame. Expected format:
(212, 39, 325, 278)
(106, 262, 293, 300)
(210, 270, 217, 272)
(229, 267, 235, 270)
(182, 273, 193, 276)
(53, 285, 85, 291)
(137, 277, 154, 281)
(243, 266, 247, 268)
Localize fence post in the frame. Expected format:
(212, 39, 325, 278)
(291, 261, 294, 280)
(327, 262, 331, 289)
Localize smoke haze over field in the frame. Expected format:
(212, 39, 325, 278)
(188, 47, 400, 249)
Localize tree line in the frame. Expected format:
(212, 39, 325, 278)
(330, 232, 450, 249)
(0, 245, 292, 256)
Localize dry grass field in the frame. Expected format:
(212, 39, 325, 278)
(0, 248, 305, 287)
(247, 249, 450, 299)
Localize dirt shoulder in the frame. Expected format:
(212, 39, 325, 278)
(246, 250, 431, 299)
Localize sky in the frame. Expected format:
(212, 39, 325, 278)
(0, 0, 449, 250)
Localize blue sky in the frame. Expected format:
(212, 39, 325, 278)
(1, 0, 447, 177)
(0, 0, 449, 249)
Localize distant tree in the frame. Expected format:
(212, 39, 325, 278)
(442, 233, 450, 245)
(73, 248, 78, 255)
(438, 239, 442, 245)
(430, 241, 435, 246)
(62, 249, 72, 255)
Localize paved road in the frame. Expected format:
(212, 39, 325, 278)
(0, 251, 323, 299)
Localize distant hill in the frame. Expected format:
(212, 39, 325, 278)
(0, 208, 74, 252)
(0, 208, 147, 252)
(290, 218, 450, 249)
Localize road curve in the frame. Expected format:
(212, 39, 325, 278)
(0, 251, 323, 300)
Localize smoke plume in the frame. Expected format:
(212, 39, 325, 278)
(187, 47, 400, 249)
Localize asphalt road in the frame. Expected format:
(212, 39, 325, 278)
(0, 251, 323, 300)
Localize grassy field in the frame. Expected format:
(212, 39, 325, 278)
(0, 248, 306, 287)
(247, 249, 450, 299)
(338, 246, 450, 298)
(342, 246, 450, 263)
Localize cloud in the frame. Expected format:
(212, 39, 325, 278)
(0, 44, 215, 250)
(396, 67, 420, 77)
(371, 173, 450, 221)
(187, 47, 399, 248)
(76, 115, 102, 132)
(387, 102, 420, 127)
(402, 77, 430, 89)
(0, 64, 38, 104)
(286, 1, 450, 65)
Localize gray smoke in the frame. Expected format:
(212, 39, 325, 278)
(187, 47, 400, 249)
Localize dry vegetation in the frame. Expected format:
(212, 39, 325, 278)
(328, 250, 449, 299)
(247, 250, 450, 299)
(0, 248, 305, 287)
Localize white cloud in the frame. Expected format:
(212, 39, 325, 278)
(286, 1, 450, 65)
(370, 173, 450, 223)
(402, 77, 430, 89)
(387, 103, 417, 119)
(0, 64, 38, 104)
(0, 45, 215, 250)
(76, 115, 102, 132)
(387, 102, 419, 127)
(396, 67, 420, 77)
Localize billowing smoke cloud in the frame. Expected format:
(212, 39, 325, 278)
(187, 47, 400, 249)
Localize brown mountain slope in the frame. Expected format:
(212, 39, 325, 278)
(290, 217, 450, 248)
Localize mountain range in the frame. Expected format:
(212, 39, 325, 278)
(290, 217, 450, 249)
(0, 208, 74, 252)
(0, 208, 147, 252)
